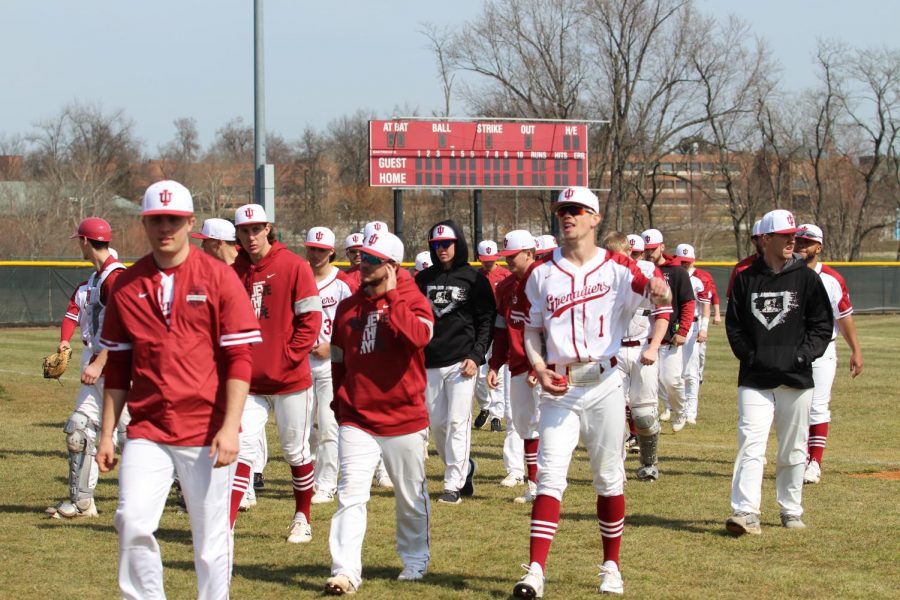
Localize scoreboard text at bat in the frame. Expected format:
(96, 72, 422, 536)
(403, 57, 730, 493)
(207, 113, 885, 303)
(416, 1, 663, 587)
(369, 120, 589, 189)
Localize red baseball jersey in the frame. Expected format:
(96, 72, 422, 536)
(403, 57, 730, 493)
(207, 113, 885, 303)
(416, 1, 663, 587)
(232, 242, 323, 395)
(100, 246, 261, 446)
(480, 264, 512, 300)
(816, 263, 854, 339)
(694, 266, 719, 306)
(489, 266, 535, 377)
(330, 277, 433, 436)
(343, 265, 362, 290)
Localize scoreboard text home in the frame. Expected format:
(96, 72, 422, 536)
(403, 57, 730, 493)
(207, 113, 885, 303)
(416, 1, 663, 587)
(369, 120, 589, 189)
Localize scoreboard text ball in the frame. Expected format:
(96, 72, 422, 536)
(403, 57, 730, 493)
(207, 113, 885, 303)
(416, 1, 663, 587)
(369, 120, 589, 189)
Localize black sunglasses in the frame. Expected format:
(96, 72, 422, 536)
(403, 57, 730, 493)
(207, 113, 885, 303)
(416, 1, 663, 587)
(556, 204, 590, 218)
(360, 253, 388, 266)
(430, 239, 454, 250)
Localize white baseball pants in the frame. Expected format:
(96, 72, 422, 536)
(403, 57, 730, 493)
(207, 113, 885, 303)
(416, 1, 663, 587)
(810, 341, 837, 425)
(115, 438, 235, 600)
(425, 364, 477, 491)
(658, 344, 686, 415)
(310, 357, 339, 493)
(682, 326, 702, 419)
(329, 425, 430, 589)
(508, 372, 541, 439)
(239, 388, 315, 468)
(535, 367, 626, 500)
(502, 390, 525, 479)
(474, 359, 507, 420)
(730, 385, 812, 517)
(617, 343, 659, 411)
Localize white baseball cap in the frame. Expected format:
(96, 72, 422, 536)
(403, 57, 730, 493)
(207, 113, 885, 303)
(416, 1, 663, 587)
(429, 223, 457, 242)
(363, 221, 389, 240)
(675, 243, 696, 262)
(751, 219, 763, 238)
(534, 234, 558, 255)
(192, 218, 236, 242)
(555, 186, 600, 213)
(642, 229, 663, 249)
(361, 231, 403, 263)
(796, 223, 823, 243)
(477, 240, 500, 261)
(499, 230, 537, 256)
(305, 226, 336, 250)
(627, 234, 645, 252)
(415, 250, 432, 272)
(345, 233, 364, 249)
(234, 203, 269, 227)
(759, 209, 800, 235)
(142, 180, 193, 217)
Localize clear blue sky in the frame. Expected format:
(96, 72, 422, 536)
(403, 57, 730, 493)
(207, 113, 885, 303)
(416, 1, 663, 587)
(2, 0, 897, 150)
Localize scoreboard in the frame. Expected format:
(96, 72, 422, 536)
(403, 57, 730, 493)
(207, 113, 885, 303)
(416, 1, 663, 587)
(369, 120, 589, 189)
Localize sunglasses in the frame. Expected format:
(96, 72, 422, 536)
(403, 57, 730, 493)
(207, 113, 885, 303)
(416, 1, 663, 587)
(556, 205, 590, 218)
(360, 253, 388, 266)
(430, 239, 454, 250)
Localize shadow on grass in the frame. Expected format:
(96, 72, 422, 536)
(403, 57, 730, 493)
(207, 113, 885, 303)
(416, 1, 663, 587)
(33, 421, 64, 429)
(0, 448, 67, 459)
(0, 503, 51, 514)
(557, 510, 726, 535)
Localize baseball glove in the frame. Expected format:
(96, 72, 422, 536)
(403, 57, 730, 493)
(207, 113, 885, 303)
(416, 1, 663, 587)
(43, 347, 72, 380)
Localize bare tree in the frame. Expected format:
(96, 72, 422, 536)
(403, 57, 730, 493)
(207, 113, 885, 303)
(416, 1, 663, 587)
(209, 116, 254, 163)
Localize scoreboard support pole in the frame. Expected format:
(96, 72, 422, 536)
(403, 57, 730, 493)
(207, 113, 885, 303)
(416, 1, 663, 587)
(550, 189, 561, 240)
(473, 189, 483, 253)
(393, 189, 404, 241)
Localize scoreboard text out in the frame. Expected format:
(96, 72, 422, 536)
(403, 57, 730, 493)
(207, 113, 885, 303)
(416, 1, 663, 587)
(369, 120, 589, 189)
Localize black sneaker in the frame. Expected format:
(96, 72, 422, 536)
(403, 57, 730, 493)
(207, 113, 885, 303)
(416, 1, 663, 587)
(437, 489, 461, 504)
(173, 481, 187, 513)
(473, 410, 490, 429)
(490, 417, 504, 432)
(253, 472, 264, 489)
(460, 458, 476, 497)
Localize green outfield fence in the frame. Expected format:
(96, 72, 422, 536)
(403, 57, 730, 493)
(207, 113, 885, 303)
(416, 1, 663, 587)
(1, 260, 898, 326)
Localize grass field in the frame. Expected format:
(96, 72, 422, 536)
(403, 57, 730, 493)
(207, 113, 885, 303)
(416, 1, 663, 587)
(1, 318, 898, 599)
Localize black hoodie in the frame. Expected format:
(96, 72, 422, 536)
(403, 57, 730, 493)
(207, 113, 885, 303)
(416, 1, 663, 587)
(726, 254, 833, 389)
(415, 219, 497, 368)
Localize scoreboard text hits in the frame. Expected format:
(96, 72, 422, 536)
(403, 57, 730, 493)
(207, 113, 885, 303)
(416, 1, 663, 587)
(369, 120, 589, 189)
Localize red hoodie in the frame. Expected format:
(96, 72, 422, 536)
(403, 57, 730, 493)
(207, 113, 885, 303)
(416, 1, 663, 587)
(489, 264, 536, 377)
(330, 275, 433, 436)
(233, 241, 322, 395)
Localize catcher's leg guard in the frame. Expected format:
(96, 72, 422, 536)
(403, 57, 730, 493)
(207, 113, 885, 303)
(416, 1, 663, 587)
(64, 411, 99, 507)
(631, 406, 660, 470)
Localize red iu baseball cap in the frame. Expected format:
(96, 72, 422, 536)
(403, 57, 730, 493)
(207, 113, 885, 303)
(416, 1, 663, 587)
(71, 217, 112, 242)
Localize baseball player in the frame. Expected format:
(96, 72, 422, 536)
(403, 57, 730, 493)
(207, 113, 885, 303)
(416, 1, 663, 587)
(46, 218, 126, 520)
(675, 243, 712, 425)
(417, 220, 496, 505)
(689, 252, 720, 388)
(607, 233, 672, 482)
(343, 232, 365, 290)
(96, 180, 261, 599)
(232, 203, 323, 541)
(513, 187, 672, 598)
(641, 229, 696, 430)
(487, 230, 542, 502)
(727, 219, 763, 300)
(474, 239, 513, 432)
(305, 226, 356, 505)
(724, 209, 833, 535)
(324, 231, 434, 595)
(794, 224, 864, 484)
(533, 234, 558, 259)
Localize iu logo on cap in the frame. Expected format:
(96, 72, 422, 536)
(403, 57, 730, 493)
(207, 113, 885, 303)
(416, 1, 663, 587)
(787, 214, 795, 226)
(436, 225, 445, 236)
(682, 248, 688, 255)
(503, 239, 509, 249)
(644, 235, 651, 243)
(244, 207, 254, 219)
(315, 231, 324, 241)
(374, 223, 383, 231)
(368, 234, 378, 245)
(628, 239, 635, 247)
(159, 189, 172, 206)
(564, 188, 575, 199)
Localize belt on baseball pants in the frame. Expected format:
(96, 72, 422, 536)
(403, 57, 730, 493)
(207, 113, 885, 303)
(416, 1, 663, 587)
(620, 339, 642, 347)
(554, 358, 618, 386)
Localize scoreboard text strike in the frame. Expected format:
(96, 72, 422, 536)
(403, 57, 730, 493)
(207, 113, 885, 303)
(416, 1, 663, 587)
(369, 120, 589, 189)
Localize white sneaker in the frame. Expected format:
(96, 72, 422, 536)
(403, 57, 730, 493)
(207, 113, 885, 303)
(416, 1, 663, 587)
(312, 489, 335, 504)
(686, 416, 697, 425)
(671, 412, 687, 432)
(375, 474, 394, 490)
(287, 514, 312, 544)
(239, 494, 257, 511)
(513, 562, 544, 598)
(397, 565, 426, 581)
(514, 481, 537, 504)
(803, 460, 821, 484)
(324, 573, 357, 595)
(598, 562, 624, 595)
(48, 498, 98, 519)
(501, 473, 525, 487)
(659, 409, 671, 422)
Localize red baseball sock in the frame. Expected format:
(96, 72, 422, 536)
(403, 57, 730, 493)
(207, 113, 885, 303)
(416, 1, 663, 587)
(808, 423, 829, 464)
(291, 462, 315, 521)
(597, 494, 625, 566)
(523, 438, 539, 483)
(529, 495, 560, 569)
(625, 406, 637, 435)
(229, 461, 252, 528)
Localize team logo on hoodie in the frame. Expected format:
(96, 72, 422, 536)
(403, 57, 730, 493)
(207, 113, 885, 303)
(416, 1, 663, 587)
(426, 284, 468, 317)
(750, 291, 797, 330)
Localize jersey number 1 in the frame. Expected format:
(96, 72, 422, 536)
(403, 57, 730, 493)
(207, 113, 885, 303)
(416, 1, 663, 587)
(598, 314, 605, 338)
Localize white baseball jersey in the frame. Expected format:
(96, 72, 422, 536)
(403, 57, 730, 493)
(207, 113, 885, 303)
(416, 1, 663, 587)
(622, 259, 671, 341)
(524, 248, 652, 365)
(316, 266, 354, 347)
(687, 267, 712, 318)
(814, 263, 854, 340)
